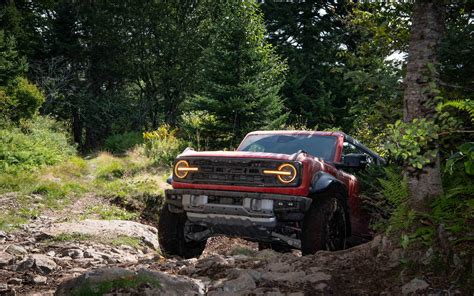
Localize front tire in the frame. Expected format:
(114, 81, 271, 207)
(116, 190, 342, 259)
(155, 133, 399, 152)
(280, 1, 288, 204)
(301, 191, 347, 255)
(158, 205, 206, 259)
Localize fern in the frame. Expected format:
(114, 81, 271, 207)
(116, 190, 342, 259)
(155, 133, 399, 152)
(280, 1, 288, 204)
(439, 99, 474, 122)
(378, 167, 409, 207)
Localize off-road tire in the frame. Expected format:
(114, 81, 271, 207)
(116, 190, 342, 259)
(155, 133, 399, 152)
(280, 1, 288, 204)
(301, 190, 347, 255)
(158, 205, 206, 259)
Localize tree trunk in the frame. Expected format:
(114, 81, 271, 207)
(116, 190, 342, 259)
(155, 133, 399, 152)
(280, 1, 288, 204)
(403, 0, 444, 211)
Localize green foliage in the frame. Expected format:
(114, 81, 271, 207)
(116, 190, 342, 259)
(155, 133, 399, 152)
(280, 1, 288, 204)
(72, 272, 160, 296)
(52, 232, 94, 243)
(0, 30, 27, 85)
(2, 77, 45, 122)
(96, 159, 126, 180)
(438, 99, 474, 123)
(143, 125, 185, 166)
(83, 205, 138, 221)
(0, 116, 76, 173)
(357, 165, 414, 233)
(190, 1, 287, 148)
(109, 235, 142, 248)
(0, 30, 43, 122)
(386, 119, 441, 169)
(179, 111, 217, 150)
(445, 142, 474, 175)
(104, 132, 144, 154)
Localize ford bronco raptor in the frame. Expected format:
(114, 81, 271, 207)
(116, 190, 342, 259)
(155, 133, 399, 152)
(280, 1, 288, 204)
(158, 131, 385, 258)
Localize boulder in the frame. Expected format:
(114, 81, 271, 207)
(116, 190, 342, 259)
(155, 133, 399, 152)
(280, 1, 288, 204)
(401, 278, 429, 295)
(32, 254, 57, 274)
(16, 254, 57, 274)
(55, 268, 205, 296)
(42, 219, 159, 249)
(5, 245, 27, 256)
(222, 272, 256, 293)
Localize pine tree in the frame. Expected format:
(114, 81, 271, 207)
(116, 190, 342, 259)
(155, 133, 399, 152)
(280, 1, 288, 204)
(190, 1, 287, 148)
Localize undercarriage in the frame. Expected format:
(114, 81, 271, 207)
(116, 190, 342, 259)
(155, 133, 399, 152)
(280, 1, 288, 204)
(165, 189, 312, 249)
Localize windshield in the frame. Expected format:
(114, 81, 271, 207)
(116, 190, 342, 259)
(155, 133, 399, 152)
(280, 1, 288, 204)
(238, 134, 337, 161)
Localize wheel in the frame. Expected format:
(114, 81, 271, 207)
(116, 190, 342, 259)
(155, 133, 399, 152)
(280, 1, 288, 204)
(258, 242, 292, 253)
(301, 191, 347, 255)
(158, 205, 207, 259)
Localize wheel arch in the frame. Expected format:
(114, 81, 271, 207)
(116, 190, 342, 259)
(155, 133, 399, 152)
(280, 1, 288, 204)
(309, 171, 352, 237)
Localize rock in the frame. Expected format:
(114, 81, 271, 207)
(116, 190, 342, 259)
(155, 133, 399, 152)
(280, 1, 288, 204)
(32, 275, 47, 285)
(83, 249, 98, 259)
(261, 271, 306, 282)
(0, 251, 14, 268)
(388, 248, 403, 268)
(0, 231, 6, 238)
(5, 245, 27, 256)
(0, 283, 15, 296)
(16, 254, 57, 274)
(421, 248, 434, 265)
(266, 262, 292, 272)
(401, 278, 429, 295)
(222, 272, 256, 293)
(65, 249, 84, 259)
(32, 254, 57, 274)
(303, 272, 332, 283)
(314, 282, 329, 292)
(452, 254, 462, 268)
(7, 278, 22, 285)
(46, 251, 56, 257)
(42, 219, 159, 250)
(15, 257, 35, 272)
(55, 268, 204, 296)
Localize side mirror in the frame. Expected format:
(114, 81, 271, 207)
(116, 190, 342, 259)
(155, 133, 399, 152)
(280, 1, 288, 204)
(337, 153, 368, 169)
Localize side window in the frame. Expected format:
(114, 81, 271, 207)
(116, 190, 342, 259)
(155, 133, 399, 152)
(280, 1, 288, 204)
(342, 142, 375, 165)
(342, 142, 358, 155)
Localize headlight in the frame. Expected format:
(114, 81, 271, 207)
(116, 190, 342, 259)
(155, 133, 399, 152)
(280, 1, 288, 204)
(174, 160, 198, 179)
(263, 163, 297, 184)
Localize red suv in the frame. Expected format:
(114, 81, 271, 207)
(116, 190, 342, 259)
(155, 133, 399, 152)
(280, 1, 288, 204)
(158, 131, 385, 258)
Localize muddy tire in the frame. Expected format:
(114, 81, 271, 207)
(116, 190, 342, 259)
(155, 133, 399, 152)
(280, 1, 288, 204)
(158, 205, 206, 259)
(301, 191, 347, 255)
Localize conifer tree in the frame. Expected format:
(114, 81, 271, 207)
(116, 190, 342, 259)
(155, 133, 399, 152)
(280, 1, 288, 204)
(190, 1, 287, 148)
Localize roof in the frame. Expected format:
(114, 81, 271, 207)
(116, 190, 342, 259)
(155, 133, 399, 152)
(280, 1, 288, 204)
(245, 130, 346, 137)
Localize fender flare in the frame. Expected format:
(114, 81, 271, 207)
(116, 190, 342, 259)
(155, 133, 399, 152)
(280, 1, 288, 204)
(310, 171, 345, 194)
(309, 171, 352, 236)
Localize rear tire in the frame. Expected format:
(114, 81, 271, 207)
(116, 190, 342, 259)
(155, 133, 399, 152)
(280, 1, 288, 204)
(301, 191, 347, 255)
(158, 205, 206, 259)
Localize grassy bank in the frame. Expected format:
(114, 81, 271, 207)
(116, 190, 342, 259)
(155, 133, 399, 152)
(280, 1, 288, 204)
(0, 148, 169, 231)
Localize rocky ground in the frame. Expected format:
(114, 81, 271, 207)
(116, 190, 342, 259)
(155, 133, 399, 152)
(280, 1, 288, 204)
(0, 194, 467, 295)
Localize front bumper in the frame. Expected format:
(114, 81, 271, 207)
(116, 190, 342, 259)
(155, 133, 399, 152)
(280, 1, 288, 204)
(165, 189, 311, 241)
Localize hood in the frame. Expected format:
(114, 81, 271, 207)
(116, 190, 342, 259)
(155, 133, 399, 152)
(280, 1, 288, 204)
(177, 149, 304, 162)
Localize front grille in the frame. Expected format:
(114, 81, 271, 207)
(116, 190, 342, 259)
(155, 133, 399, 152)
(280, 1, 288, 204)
(173, 157, 300, 187)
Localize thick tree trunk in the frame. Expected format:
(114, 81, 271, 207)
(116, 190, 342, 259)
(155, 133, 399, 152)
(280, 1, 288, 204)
(403, 0, 444, 211)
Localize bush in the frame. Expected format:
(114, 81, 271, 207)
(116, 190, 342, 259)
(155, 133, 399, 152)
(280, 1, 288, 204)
(104, 132, 144, 154)
(0, 116, 76, 174)
(0, 77, 45, 122)
(143, 124, 186, 166)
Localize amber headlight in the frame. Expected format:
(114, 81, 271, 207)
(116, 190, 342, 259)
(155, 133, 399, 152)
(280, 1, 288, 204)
(174, 160, 198, 179)
(263, 163, 297, 184)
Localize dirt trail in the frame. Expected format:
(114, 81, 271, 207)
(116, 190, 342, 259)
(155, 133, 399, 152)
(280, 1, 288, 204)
(0, 194, 458, 295)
